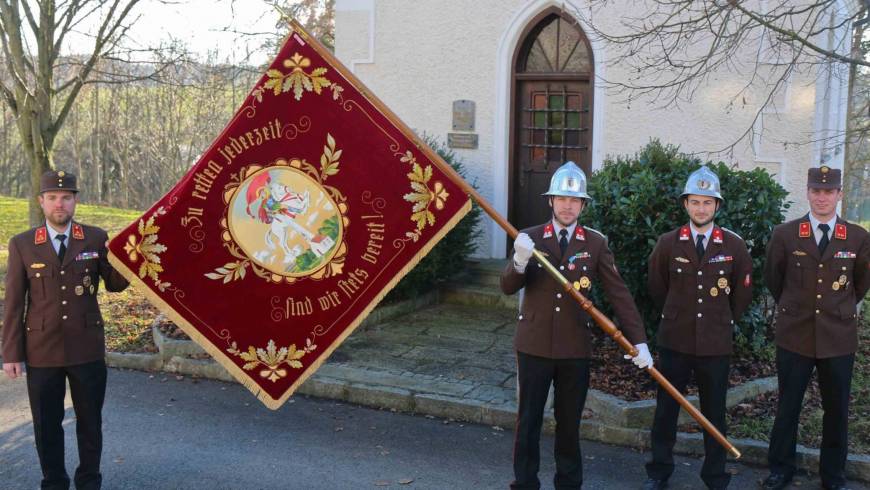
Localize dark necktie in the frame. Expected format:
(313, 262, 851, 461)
(695, 234, 705, 261)
(56, 234, 67, 262)
(818, 223, 830, 255)
(559, 229, 568, 256)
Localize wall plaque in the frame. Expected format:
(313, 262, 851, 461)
(452, 100, 475, 131)
(448, 133, 479, 149)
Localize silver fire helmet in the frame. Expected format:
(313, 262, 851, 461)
(681, 165, 723, 201)
(542, 161, 591, 200)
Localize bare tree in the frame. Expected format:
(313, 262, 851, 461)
(0, 0, 180, 224)
(571, 1, 869, 152)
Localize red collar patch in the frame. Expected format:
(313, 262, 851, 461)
(34, 227, 47, 245)
(542, 223, 554, 239)
(575, 226, 586, 241)
(72, 223, 84, 240)
(712, 227, 723, 244)
(799, 222, 811, 238)
(834, 223, 847, 240)
(679, 225, 690, 241)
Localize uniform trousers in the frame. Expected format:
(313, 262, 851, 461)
(512, 351, 590, 490)
(26, 359, 107, 490)
(646, 348, 731, 489)
(767, 346, 854, 488)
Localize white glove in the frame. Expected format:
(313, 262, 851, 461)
(513, 233, 535, 271)
(624, 343, 653, 369)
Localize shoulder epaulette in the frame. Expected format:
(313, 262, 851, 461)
(720, 226, 744, 241)
(584, 226, 606, 239)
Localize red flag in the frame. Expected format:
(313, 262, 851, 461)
(108, 23, 471, 409)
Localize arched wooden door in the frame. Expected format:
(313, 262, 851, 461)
(509, 9, 594, 239)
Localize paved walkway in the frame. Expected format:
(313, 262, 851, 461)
(325, 303, 519, 408)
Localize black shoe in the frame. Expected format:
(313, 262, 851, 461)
(760, 473, 791, 490)
(642, 478, 668, 490)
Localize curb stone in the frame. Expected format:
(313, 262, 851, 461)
(585, 376, 778, 429)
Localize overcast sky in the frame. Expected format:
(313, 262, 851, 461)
(63, 0, 285, 65)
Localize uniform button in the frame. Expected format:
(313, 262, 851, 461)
(661, 314, 665, 318)
(556, 293, 562, 299)
(697, 271, 703, 276)
(818, 264, 823, 268)
(27, 327, 31, 331)
(582, 266, 587, 271)
(559, 266, 565, 271)
(60, 270, 65, 275)
(677, 268, 682, 273)
(35, 272, 40, 277)
(818, 279, 823, 283)
(697, 313, 703, 318)
(62, 300, 67, 305)
(698, 298, 703, 303)
(62, 315, 68, 320)
(816, 294, 822, 299)
(697, 285, 703, 290)
(555, 307, 561, 312)
(815, 309, 820, 314)
(518, 315, 524, 320)
(842, 266, 847, 271)
(719, 270, 724, 275)
(61, 285, 66, 290)
(85, 268, 89, 272)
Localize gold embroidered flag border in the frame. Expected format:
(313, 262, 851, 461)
(107, 22, 472, 409)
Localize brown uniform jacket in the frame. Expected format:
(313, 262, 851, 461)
(2, 222, 129, 367)
(648, 224, 753, 356)
(764, 216, 870, 359)
(501, 222, 646, 359)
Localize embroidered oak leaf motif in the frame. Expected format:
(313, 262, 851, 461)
(263, 53, 333, 101)
(227, 338, 317, 383)
(124, 209, 170, 289)
(403, 160, 448, 231)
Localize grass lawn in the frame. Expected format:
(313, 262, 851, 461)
(0, 195, 158, 354)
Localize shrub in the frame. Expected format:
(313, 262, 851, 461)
(584, 140, 791, 358)
(383, 135, 482, 302)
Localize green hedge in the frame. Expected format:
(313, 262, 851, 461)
(384, 136, 482, 302)
(584, 140, 791, 357)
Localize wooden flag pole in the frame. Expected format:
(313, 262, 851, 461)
(290, 20, 741, 459)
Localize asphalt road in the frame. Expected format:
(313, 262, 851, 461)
(1, 368, 863, 489)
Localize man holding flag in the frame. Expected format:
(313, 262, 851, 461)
(501, 161, 651, 489)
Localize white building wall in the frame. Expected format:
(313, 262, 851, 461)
(336, 0, 852, 258)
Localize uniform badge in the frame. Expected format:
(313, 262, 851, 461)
(83, 276, 92, 287)
(574, 226, 586, 242)
(75, 285, 84, 296)
(579, 276, 591, 289)
(679, 225, 690, 241)
(792, 250, 807, 256)
(30, 263, 46, 269)
(72, 223, 85, 240)
(573, 281, 581, 291)
(542, 223, 554, 239)
(675, 257, 690, 263)
(75, 251, 99, 261)
(834, 224, 847, 240)
(799, 222, 811, 238)
(839, 274, 847, 285)
(744, 274, 751, 287)
(568, 263, 576, 271)
(725, 286, 731, 295)
(89, 285, 95, 294)
(34, 227, 47, 245)
(834, 251, 856, 259)
(710, 287, 718, 297)
(712, 228, 723, 244)
(832, 281, 840, 291)
(708, 255, 733, 263)
(717, 278, 728, 289)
